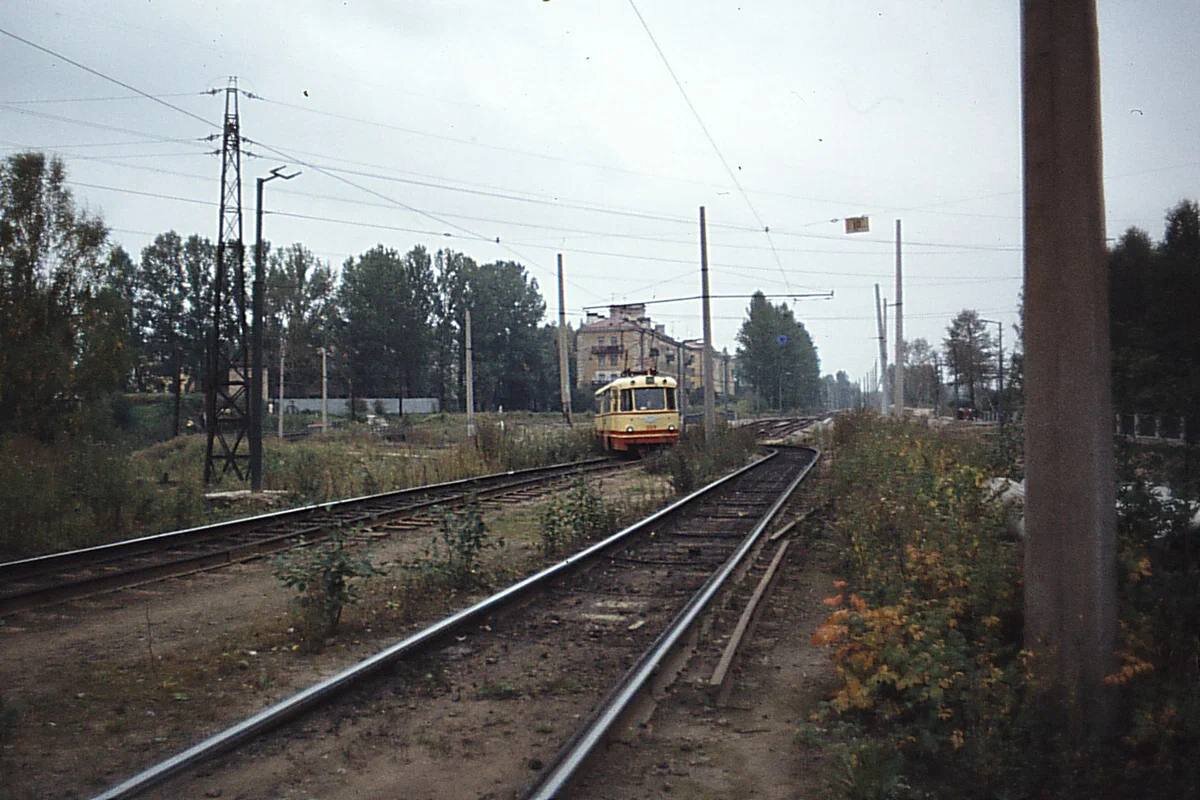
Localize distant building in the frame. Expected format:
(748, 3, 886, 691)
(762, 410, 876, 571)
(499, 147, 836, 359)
(574, 304, 733, 398)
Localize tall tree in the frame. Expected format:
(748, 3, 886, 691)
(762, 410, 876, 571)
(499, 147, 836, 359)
(179, 234, 212, 397)
(98, 244, 143, 390)
(338, 245, 436, 400)
(1109, 200, 1200, 443)
(0, 152, 109, 437)
(902, 337, 938, 408)
(943, 309, 995, 408)
(266, 242, 336, 398)
(431, 248, 475, 407)
(462, 260, 547, 410)
(138, 233, 190, 435)
(734, 292, 821, 410)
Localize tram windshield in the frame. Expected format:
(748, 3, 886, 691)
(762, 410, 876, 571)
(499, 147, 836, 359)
(632, 387, 668, 411)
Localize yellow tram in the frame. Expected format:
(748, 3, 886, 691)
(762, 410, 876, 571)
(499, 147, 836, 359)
(593, 372, 681, 452)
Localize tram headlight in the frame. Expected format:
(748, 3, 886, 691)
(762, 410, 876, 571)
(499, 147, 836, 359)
(625, 425, 635, 433)
(667, 425, 676, 432)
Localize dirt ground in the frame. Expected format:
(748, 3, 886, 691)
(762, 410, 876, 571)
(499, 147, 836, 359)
(0, 453, 841, 800)
(0, 468, 668, 800)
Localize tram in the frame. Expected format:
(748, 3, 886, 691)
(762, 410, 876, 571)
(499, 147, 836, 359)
(593, 372, 681, 453)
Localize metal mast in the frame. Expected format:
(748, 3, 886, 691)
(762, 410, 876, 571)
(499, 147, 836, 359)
(204, 77, 249, 483)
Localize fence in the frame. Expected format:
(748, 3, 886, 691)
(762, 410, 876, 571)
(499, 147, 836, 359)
(1116, 413, 1189, 445)
(274, 397, 441, 415)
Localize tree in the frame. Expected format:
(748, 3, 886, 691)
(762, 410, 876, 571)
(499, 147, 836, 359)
(266, 242, 336, 399)
(0, 152, 109, 437)
(734, 292, 821, 410)
(902, 337, 939, 409)
(822, 371, 860, 410)
(138, 233, 188, 433)
(98, 244, 143, 390)
(429, 252, 549, 411)
(179, 234, 212, 398)
(943, 310, 995, 409)
(463, 260, 547, 410)
(1109, 200, 1200, 443)
(337, 245, 436, 401)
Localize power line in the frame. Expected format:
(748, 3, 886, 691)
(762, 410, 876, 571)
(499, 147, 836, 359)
(242, 90, 719, 187)
(0, 146, 213, 162)
(0, 28, 596, 298)
(0, 91, 211, 105)
(68, 177, 1024, 289)
(32, 143, 1029, 258)
(0, 103, 212, 146)
(0, 26, 218, 130)
(246, 143, 1026, 250)
(0, 137, 204, 150)
(626, 0, 792, 291)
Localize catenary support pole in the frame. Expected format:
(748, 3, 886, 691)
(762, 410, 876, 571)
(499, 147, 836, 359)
(722, 347, 731, 417)
(465, 308, 476, 440)
(250, 179, 265, 490)
(556, 254, 573, 427)
(874, 283, 889, 415)
(997, 322, 1005, 427)
(1021, 0, 1115, 737)
(277, 329, 285, 439)
(250, 166, 298, 488)
(893, 219, 904, 416)
(320, 346, 328, 433)
(699, 207, 716, 440)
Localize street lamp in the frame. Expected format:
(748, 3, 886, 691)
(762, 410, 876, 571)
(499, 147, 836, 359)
(250, 165, 300, 492)
(977, 318, 1005, 427)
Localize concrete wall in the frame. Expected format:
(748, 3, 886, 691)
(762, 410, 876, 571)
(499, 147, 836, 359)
(276, 398, 441, 415)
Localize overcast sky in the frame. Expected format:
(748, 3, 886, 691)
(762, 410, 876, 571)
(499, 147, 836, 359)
(3, 1, 1197, 382)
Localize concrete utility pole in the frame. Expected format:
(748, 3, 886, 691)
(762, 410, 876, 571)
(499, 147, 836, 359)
(699, 206, 717, 440)
(722, 347, 731, 417)
(250, 165, 299, 491)
(1022, 0, 1115, 737)
(465, 308, 476, 440)
(893, 219, 904, 416)
(556, 254, 573, 427)
(874, 283, 889, 415)
(932, 352, 942, 417)
(277, 328, 285, 439)
(319, 346, 328, 433)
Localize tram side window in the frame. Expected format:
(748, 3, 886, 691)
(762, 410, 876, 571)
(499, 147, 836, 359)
(620, 389, 633, 412)
(666, 388, 677, 410)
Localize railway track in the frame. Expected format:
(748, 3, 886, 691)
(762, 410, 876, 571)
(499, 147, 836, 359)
(0, 457, 626, 616)
(746, 415, 817, 440)
(90, 446, 817, 800)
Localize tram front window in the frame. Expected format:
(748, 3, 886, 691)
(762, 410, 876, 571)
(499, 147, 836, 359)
(633, 388, 667, 411)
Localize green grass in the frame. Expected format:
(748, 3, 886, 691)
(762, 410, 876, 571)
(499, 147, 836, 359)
(0, 410, 601, 560)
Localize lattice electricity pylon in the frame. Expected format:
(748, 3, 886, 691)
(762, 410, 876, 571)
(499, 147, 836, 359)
(204, 77, 250, 483)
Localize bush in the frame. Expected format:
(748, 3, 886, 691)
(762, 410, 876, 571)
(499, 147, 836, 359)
(811, 411, 1200, 799)
(653, 423, 757, 494)
(536, 479, 617, 555)
(421, 497, 503, 588)
(475, 418, 597, 471)
(272, 527, 381, 645)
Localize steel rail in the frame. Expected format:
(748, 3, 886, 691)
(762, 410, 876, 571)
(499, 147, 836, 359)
(0, 457, 612, 582)
(524, 446, 820, 800)
(89, 449, 782, 800)
(1, 458, 628, 616)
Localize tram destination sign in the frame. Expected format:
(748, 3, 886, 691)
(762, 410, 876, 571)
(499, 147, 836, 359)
(844, 215, 870, 234)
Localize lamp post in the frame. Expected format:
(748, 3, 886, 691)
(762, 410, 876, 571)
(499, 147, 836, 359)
(250, 165, 300, 491)
(978, 318, 1004, 427)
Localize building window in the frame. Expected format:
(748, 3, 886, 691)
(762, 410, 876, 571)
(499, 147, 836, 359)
(610, 336, 617, 346)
